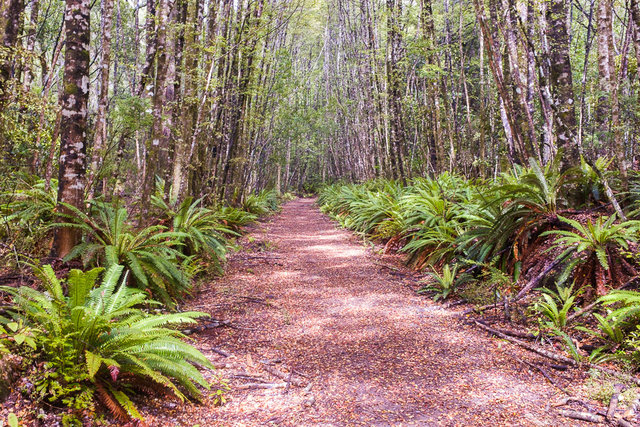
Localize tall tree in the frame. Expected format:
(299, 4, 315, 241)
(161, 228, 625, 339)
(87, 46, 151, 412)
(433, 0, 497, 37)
(87, 0, 114, 199)
(386, 0, 407, 183)
(53, 0, 90, 257)
(0, 0, 24, 104)
(547, 0, 579, 169)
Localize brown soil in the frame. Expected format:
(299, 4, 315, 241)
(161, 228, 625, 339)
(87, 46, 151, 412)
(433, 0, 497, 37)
(142, 198, 596, 426)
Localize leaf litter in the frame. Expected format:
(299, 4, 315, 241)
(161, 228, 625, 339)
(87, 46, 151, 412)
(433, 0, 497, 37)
(139, 198, 599, 426)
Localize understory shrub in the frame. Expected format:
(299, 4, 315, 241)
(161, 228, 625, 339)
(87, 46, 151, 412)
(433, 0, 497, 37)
(317, 158, 640, 370)
(1, 265, 214, 421)
(58, 201, 193, 306)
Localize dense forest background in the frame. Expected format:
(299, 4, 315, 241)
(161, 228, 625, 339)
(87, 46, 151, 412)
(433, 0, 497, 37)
(1, 0, 639, 213)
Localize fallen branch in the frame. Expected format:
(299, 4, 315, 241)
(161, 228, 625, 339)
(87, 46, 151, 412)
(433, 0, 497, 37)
(260, 363, 305, 387)
(444, 299, 467, 308)
(235, 295, 270, 305)
(557, 409, 604, 423)
(607, 383, 625, 422)
(462, 303, 500, 316)
(530, 362, 569, 395)
(623, 395, 640, 420)
(512, 254, 571, 302)
(229, 374, 270, 383)
(474, 321, 576, 365)
(553, 397, 600, 411)
(211, 347, 231, 358)
(567, 276, 639, 324)
(618, 419, 635, 427)
(510, 352, 570, 395)
(474, 320, 640, 386)
(590, 365, 640, 387)
(283, 370, 293, 395)
(475, 319, 536, 339)
(238, 382, 286, 390)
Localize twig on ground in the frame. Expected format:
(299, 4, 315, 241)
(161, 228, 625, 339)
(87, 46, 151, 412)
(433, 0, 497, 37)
(475, 319, 536, 339)
(238, 382, 286, 390)
(211, 347, 231, 358)
(260, 362, 305, 387)
(229, 374, 270, 383)
(557, 409, 604, 423)
(474, 320, 576, 365)
(283, 370, 293, 395)
(607, 383, 625, 422)
(474, 320, 640, 387)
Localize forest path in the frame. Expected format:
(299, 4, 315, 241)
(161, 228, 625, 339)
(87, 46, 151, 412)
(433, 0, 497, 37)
(143, 198, 587, 426)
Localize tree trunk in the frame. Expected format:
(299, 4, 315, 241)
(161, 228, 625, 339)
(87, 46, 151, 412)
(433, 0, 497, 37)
(87, 0, 113, 200)
(547, 0, 579, 169)
(53, 0, 90, 258)
(0, 0, 24, 105)
(386, 0, 407, 184)
(22, 0, 37, 93)
(142, 0, 171, 209)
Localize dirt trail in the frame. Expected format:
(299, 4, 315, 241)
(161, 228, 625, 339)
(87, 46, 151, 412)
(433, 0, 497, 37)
(143, 198, 589, 426)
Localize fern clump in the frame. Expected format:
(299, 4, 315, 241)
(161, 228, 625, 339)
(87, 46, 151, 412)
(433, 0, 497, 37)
(56, 200, 193, 305)
(1, 265, 214, 421)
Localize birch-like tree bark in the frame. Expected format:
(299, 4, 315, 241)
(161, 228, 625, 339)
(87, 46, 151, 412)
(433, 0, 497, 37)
(87, 0, 113, 200)
(547, 0, 579, 169)
(53, 0, 90, 258)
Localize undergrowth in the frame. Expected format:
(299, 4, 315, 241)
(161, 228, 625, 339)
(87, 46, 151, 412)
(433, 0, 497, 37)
(318, 158, 640, 372)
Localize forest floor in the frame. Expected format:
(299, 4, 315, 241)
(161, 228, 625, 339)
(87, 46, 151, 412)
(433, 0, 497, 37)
(141, 198, 599, 426)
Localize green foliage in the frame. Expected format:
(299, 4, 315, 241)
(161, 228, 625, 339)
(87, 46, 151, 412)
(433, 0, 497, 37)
(543, 215, 640, 293)
(153, 195, 235, 273)
(0, 178, 58, 260)
(476, 158, 568, 267)
(534, 284, 578, 330)
(545, 215, 638, 271)
(242, 189, 280, 216)
(418, 264, 467, 301)
(2, 265, 213, 420)
(214, 206, 257, 232)
(57, 201, 193, 305)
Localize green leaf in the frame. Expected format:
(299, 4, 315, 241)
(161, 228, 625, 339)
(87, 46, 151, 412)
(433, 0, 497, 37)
(8, 413, 18, 427)
(85, 350, 103, 379)
(68, 267, 104, 310)
(105, 245, 119, 267)
(7, 322, 18, 332)
(109, 386, 143, 420)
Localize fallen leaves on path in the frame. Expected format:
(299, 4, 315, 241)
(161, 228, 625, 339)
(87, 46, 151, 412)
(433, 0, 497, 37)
(140, 198, 597, 426)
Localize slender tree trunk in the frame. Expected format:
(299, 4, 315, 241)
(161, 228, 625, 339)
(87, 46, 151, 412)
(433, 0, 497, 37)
(87, 0, 113, 200)
(0, 0, 24, 105)
(386, 0, 407, 184)
(547, 0, 579, 169)
(142, 0, 171, 209)
(22, 0, 37, 93)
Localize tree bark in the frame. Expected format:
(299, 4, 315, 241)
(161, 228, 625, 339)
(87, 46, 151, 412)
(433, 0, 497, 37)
(0, 0, 24, 105)
(547, 0, 579, 170)
(87, 0, 113, 200)
(53, 0, 90, 258)
(386, 0, 407, 184)
(142, 0, 172, 209)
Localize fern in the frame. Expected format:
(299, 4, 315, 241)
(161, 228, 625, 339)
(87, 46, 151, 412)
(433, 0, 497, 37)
(54, 200, 192, 305)
(2, 265, 214, 420)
